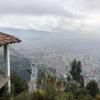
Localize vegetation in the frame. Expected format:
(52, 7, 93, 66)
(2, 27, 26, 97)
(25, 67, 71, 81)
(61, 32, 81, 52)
(11, 72, 28, 96)
(69, 59, 84, 87)
(86, 80, 99, 97)
(0, 59, 100, 100)
(0, 72, 28, 99)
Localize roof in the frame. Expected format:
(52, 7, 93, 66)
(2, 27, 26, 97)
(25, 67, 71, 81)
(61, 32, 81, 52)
(0, 32, 21, 45)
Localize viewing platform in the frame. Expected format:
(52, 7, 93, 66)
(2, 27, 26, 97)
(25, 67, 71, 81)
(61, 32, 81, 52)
(0, 32, 21, 92)
(0, 76, 10, 89)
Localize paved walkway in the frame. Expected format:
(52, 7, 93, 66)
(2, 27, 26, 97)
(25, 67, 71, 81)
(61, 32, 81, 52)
(0, 77, 10, 89)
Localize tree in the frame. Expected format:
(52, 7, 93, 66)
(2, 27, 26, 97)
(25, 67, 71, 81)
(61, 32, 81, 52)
(69, 59, 84, 87)
(79, 75, 84, 87)
(86, 80, 99, 97)
(67, 75, 71, 82)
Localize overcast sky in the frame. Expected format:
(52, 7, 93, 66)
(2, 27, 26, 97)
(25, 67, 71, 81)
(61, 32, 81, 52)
(0, 0, 100, 33)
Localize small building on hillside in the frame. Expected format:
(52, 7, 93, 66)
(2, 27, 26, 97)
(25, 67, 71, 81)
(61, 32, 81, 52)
(0, 32, 21, 92)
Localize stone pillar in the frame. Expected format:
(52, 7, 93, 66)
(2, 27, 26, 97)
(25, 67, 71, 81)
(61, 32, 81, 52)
(4, 44, 11, 93)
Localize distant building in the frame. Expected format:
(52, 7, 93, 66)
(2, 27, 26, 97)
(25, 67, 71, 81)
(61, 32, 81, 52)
(38, 65, 56, 75)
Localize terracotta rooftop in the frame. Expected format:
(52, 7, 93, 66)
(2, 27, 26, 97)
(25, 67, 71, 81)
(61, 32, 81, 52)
(0, 32, 21, 45)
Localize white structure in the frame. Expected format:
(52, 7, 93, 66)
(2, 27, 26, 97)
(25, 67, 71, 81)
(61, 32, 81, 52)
(4, 44, 11, 92)
(0, 32, 21, 92)
(31, 66, 38, 81)
(28, 65, 38, 92)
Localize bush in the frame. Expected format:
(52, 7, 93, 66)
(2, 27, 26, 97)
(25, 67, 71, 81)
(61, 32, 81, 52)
(14, 91, 30, 100)
(66, 92, 75, 100)
(76, 88, 89, 96)
(11, 72, 28, 96)
(65, 82, 78, 95)
(78, 95, 93, 100)
(86, 80, 99, 97)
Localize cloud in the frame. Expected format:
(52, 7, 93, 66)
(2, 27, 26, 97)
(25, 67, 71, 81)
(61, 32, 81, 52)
(0, 0, 100, 33)
(0, 0, 88, 18)
(0, 14, 99, 33)
(63, 0, 100, 14)
(0, 0, 68, 16)
(0, 14, 61, 31)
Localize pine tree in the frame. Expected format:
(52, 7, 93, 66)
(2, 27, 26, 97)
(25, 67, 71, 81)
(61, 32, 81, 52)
(69, 59, 84, 87)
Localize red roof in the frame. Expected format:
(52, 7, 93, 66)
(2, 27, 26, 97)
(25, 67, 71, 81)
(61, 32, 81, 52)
(0, 32, 21, 45)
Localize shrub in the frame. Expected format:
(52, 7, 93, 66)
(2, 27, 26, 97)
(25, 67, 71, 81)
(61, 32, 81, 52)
(86, 80, 99, 97)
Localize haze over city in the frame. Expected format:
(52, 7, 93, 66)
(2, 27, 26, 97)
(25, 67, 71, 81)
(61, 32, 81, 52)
(0, 0, 99, 77)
